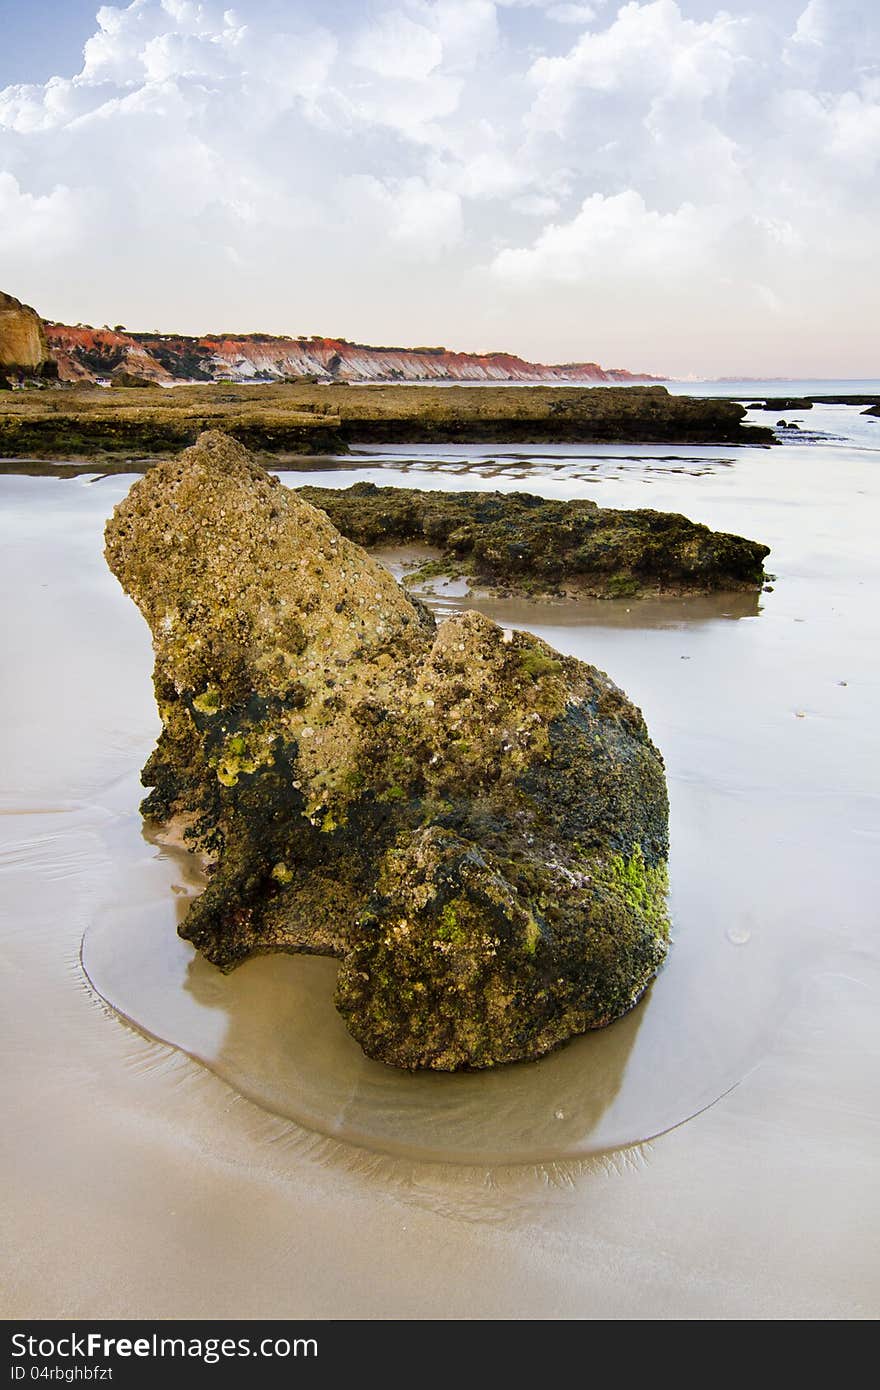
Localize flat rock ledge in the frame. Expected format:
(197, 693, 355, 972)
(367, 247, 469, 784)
(301, 482, 771, 599)
(0, 381, 772, 456)
(105, 432, 671, 1070)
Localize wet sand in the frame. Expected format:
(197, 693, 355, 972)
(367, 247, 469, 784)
(2, 417, 879, 1317)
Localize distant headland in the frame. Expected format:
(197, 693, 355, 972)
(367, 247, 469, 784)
(0, 287, 657, 387)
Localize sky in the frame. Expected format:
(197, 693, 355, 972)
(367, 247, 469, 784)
(0, 0, 877, 377)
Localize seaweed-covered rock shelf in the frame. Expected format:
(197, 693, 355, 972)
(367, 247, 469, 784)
(302, 482, 770, 599)
(1, 381, 771, 457)
(105, 431, 671, 1070)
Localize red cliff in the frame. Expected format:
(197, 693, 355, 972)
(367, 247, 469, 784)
(43, 323, 657, 386)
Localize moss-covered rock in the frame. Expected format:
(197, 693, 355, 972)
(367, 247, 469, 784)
(300, 482, 770, 598)
(105, 431, 671, 1070)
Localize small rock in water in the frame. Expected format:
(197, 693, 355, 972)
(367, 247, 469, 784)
(105, 431, 671, 1071)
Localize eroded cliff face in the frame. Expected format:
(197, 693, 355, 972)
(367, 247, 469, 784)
(105, 431, 671, 1071)
(0, 279, 657, 384)
(0, 291, 50, 377)
(45, 322, 657, 386)
(45, 324, 170, 383)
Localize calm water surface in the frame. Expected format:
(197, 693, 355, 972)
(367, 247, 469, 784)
(3, 402, 879, 1164)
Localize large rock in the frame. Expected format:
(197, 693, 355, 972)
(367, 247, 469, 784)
(105, 431, 671, 1070)
(0, 290, 50, 375)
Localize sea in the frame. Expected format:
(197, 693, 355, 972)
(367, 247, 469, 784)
(660, 377, 880, 398)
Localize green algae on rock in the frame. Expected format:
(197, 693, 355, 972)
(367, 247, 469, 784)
(301, 483, 770, 599)
(105, 431, 671, 1070)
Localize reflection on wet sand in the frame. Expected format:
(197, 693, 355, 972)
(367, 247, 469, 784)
(0, 447, 738, 484)
(278, 449, 741, 488)
(182, 949, 643, 1166)
(373, 544, 764, 624)
(306, 452, 741, 482)
(417, 584, 762, 628)
(82, 807, 641, 1165)
(81, 637, 790, 1168)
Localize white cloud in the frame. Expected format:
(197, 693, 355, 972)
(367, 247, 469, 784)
(511, 192, 562, 215)
(788, 0, 878, 54)
(412, 0, 500, 69)
(440, 147, 531, 199)
(546, 5, 598, 24)
(826, 90, 880, 162)
(0, 0, 877, 374)
(349, 175, 464, 256)
(526, 0, 750, 135)
(791, 0, 828, 46)
(351, 11, 443, 80)
(0, 172, 88, 255)
(493, 190, 722, 281)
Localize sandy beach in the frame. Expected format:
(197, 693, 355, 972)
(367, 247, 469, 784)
(2, 402, 879, 1318)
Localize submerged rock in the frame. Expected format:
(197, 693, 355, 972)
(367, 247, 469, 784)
(300, 483, 770, 599)
(105, 431, 671, 1070)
